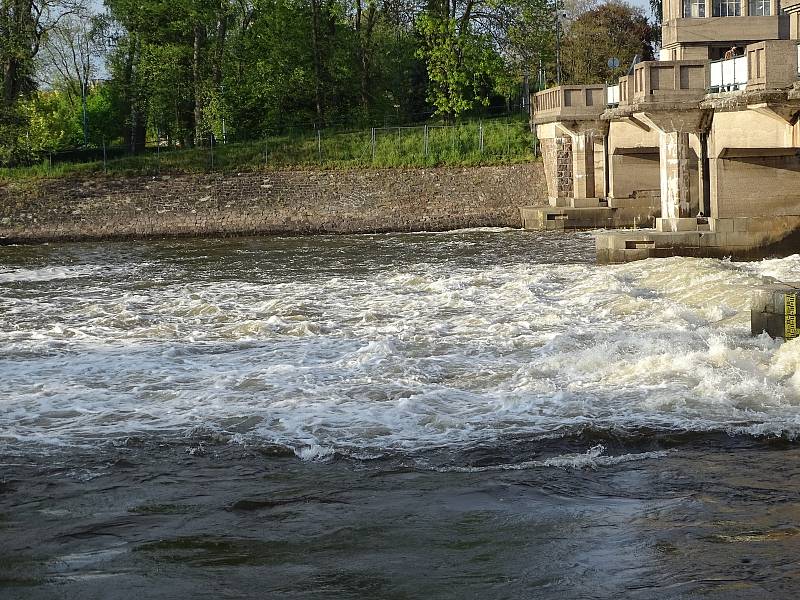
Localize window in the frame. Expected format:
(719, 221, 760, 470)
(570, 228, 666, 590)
(749, 0, 770, 15)
(683, 0, 706, 17)
(712, 0, 741, 16)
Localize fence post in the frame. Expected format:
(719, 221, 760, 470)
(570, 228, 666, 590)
(479, 122, 484, 153)
(424, 125, 429, 157)
(48, 152, 52, 172)
(506, 122, 510, 156)
(317, 129, 322, 162)
(103, 139, 107, 173)
(210, 135, 214, 170)
(265, 137, 269, 166)
(157, 139, 161, 174)
(371, 127, 376, 162)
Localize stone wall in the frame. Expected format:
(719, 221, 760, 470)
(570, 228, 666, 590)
(538, 137, 573, 201)
(0, 164, 546, 243)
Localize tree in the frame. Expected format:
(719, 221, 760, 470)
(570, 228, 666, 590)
(561, 0, 654, 85)
(38, 6, 105, 145)
(1, 0, 86, 106)
(416, 14, 503, 119)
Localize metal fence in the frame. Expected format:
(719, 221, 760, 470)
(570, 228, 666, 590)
(23, 115, 536, 173)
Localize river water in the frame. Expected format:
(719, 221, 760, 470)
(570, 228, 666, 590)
(2, 230, 800, 598)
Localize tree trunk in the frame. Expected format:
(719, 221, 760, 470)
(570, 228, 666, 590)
(212, 8, 227, 89)
(122, 36, 136, 152)
(310, 0, 324, 122)
(193, 23, 204, 145)
(2, 59, 17, 106)
(355, 0, 376, 113)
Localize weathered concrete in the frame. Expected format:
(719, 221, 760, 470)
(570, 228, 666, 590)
(659, 130, 695, 219)
(0, 165, 547, 243)
(595, 216, 800, 262)
(751, 284, 800, 339)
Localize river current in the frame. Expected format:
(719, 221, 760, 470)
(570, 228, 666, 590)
(2, 230, 800, 598)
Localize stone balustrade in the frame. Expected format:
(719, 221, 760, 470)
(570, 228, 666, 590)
(532, 85, 607, 124)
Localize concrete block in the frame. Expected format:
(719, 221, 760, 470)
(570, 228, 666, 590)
(717, 231, 762, 247)
(607, 197, 660, 210)
(656, 217, 702, 232)
(751, 285, 800, 339)
(570, 197, 603, 208)
(709, 218, 734, 233)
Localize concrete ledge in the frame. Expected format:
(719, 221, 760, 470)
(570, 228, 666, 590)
(595, 221, 800, 263)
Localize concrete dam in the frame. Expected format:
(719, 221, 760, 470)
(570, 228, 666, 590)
(525, 0, 800, 264)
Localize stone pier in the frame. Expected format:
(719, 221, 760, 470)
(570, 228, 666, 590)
(659, 130, 694, 220)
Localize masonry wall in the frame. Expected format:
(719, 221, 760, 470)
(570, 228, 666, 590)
(0, 165, 546, 243)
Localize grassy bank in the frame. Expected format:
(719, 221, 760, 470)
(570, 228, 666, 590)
(0, 117, 536, 182)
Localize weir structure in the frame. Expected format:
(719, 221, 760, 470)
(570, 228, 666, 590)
(525, 0, 800, 263)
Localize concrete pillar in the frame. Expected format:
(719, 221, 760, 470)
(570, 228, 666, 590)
(571, 131, 595, 199)
(659, 131, 693, 218)
(752, 284, 800, 340)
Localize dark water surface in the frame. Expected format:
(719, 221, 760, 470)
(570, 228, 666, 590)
(2, 230, 800, 598)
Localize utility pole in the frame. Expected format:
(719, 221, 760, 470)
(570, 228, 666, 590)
(81, 79, 89, 146)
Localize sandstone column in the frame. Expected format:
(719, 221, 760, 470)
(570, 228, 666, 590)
(659, 130, 693, 219)
(571, 131, 596, 199)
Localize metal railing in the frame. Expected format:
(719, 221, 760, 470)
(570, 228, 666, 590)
(710, 55, 748, 92)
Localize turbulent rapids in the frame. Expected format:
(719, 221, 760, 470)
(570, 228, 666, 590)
(2, 229, 800, 460)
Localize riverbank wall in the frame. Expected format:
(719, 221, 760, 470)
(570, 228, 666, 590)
(0, 165, 545, 243)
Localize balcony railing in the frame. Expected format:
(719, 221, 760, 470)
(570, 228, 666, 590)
(709, 56, 747, 92)
(532, 85, 607, 123)
(606, 84, 620, 106)
(744, 40, 800, 91)
(630, 60, 709, 104)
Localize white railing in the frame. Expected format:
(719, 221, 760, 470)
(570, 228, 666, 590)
(710, 56, 748, 92)
(797, 43, 800, 76)
(606, 84, 620, 106)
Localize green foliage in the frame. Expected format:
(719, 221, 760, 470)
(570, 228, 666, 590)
(1, 0, 656, 170)
(415, 15, 504, 119)
(561, 0, 655, 84)
(0, 116, 534, 180)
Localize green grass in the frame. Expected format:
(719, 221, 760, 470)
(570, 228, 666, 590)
(0, 117, 537, 182)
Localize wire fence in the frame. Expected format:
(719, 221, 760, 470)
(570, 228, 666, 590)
(14, 114, 537, 176)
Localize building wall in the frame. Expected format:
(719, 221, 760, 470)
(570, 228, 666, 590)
(608, 120, 663, 199)
(711, 156, 800, 217)
(0, 165, 547, 243)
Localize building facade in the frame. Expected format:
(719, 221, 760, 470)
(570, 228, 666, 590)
(526, 0, 800, 263)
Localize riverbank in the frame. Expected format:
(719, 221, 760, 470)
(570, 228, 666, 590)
(0, 165, 545, 243)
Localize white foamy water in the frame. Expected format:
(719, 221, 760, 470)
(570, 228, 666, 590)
(1, 232, 800, 457)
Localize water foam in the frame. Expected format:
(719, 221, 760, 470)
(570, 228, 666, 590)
(1, 233, 800, 457)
